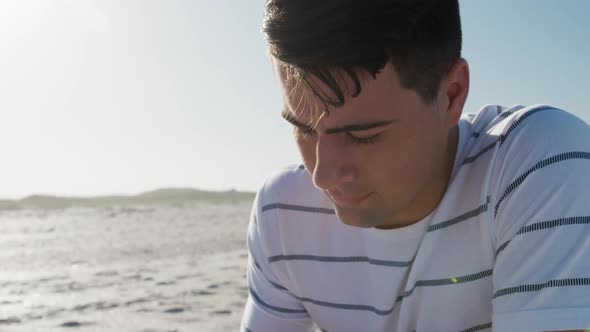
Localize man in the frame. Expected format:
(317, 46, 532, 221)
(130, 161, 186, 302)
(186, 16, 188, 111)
(241, 0, 590, 331)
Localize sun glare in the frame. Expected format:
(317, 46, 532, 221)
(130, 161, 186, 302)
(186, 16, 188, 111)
(0, 0, 48, 34)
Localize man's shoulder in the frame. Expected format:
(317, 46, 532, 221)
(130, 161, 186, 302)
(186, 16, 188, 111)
(484, 105, 590, 166)
(250, 165, 337, 252)
(263, 164, 310, 190)
(256, 164, 328, 210)
(482, 105, 590, 220)
(461, 104, 589, 166)
(455, 104, 589, 209)
(474, 104, 588, 148)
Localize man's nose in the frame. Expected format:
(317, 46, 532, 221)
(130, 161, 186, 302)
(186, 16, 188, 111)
(311, 135, 356, 191)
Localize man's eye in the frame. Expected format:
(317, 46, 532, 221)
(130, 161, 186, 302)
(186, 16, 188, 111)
(346, 132, 380, 145)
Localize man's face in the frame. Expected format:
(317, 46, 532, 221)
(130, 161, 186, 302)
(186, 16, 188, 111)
(278, 62, 459, 229)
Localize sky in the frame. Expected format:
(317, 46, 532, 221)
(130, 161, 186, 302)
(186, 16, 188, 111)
(0, 0, 588, 199)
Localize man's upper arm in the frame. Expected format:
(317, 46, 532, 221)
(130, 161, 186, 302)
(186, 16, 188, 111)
(490, 106, 590, 331)
(241, 183, 316, 332)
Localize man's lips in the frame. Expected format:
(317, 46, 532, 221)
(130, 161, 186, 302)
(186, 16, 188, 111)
(327, 190, 372, 206)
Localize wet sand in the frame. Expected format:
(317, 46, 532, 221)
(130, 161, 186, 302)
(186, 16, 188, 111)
(0, 203, 251, 331)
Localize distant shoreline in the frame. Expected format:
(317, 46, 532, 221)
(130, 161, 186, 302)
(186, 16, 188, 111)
(0, 188, 255, 210)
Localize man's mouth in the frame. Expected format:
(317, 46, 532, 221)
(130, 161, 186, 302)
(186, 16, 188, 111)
(327, 190, 372, 207)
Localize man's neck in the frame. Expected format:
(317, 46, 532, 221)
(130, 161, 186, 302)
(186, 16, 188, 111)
(375, 125, 460, 230)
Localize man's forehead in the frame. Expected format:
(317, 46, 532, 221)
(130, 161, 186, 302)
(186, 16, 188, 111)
(281, 81, 364, 128)
(274, 61, 400, 127)
(282, 101, 326, 129)
(276, 63, 380, 115)
(280, 79, 373, 127)
(279, 77, 327, 124)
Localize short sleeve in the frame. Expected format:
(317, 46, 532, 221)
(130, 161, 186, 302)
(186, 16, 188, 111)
(490, 106, 590, 331)
(240, 185, 316, 332)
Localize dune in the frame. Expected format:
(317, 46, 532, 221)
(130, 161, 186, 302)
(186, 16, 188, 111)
(0, 200, 19, 209)
(0, 188, 255, 210)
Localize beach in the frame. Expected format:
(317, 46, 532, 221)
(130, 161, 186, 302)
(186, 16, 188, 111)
(0, 203, 251, 331)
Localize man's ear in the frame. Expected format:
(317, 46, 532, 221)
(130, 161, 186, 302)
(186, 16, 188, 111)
(440, 58, 470, 128)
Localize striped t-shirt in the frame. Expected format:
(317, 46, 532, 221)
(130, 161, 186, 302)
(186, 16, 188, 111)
(241, 105, 590, 332)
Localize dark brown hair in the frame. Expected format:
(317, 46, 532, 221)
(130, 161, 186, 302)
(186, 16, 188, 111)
(263, 0, 462, 107)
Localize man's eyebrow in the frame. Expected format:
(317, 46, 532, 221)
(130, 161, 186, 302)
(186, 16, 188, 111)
(281, 108, 395, 134)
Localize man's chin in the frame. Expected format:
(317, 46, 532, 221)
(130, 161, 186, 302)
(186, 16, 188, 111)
(334, 207, 380, 228)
